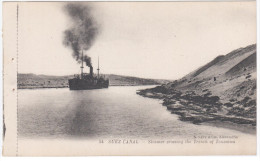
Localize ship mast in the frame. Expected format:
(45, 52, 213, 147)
(97, 56, 100, 79)
(81, 50, 84, 79)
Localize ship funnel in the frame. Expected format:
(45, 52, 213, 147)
(90, 66, 93, 77)
(81, 51, 84, 79)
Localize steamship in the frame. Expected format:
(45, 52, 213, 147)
(68, 52, 109, 90)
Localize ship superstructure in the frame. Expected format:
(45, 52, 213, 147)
(68, 51, 109, 90)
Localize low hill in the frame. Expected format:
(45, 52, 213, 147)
(138, 44, 256, 128)
(18, 73, 170, 89)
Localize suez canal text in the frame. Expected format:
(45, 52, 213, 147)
(99, 139, 138, 144)
(98, 135, 238, 144)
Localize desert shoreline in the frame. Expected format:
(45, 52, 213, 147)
(137, 87, 256, 135)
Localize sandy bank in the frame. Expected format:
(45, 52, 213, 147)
(137, 86, 256, 134)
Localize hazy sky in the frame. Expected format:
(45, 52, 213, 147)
(18, 2, 256, 80)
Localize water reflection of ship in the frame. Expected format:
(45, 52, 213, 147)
(69, 51, 109, 90)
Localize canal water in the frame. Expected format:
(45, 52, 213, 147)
(18, 86, 255, 139)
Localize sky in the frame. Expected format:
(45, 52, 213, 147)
(17, 1, 256, 80)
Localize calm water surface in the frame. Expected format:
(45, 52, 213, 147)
(18, 86, 253, 139)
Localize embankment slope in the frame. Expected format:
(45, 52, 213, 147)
(138, 44, 256, 129)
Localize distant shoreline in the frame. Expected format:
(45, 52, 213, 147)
(18, 84, 159, 90)
(18, 73, 169, 90)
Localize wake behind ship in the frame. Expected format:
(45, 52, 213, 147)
(69, 52, 109, 90)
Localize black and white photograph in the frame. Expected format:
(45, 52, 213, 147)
(2, 1, 257, 156)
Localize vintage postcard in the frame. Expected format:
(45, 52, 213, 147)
(2, 1, 257, 156)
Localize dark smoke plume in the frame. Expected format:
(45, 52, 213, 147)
(63, 3, 99, 67)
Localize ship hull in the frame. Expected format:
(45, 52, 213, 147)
(69, 79, 109, 90)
